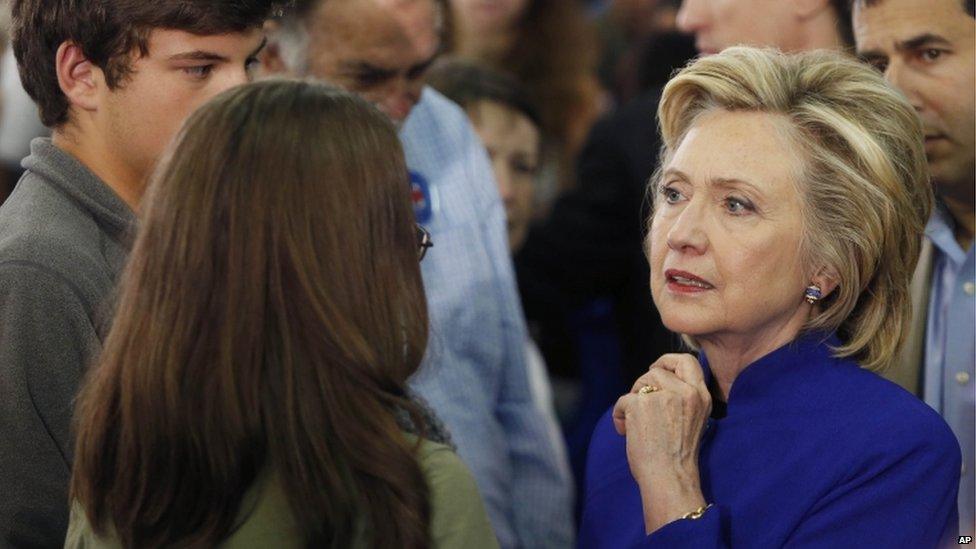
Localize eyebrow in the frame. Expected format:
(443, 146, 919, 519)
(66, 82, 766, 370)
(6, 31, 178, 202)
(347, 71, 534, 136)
(896, 33, 953, 51)
(663, 169, 761, 193)
(339, 51, 440, 78)
(166, 37, 268, 63)
(339, 60, 395, 75)
(406, 52, 439, 78)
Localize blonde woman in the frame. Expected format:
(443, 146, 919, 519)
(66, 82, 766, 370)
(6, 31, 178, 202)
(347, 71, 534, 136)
(580, 48, 959, 547)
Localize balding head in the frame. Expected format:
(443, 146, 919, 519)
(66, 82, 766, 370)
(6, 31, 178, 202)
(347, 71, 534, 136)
(268, 0, 443, 123)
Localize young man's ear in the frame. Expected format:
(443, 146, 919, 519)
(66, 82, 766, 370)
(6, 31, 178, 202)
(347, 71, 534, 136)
(55, 41, 101, 114)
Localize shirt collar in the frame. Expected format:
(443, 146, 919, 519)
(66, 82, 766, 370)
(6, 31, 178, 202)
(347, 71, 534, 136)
(926, 200, 967, 265)
(699, 331, 841, 414)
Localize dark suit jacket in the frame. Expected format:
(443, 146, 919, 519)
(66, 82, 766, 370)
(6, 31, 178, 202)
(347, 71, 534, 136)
(516, 89, 681, 384)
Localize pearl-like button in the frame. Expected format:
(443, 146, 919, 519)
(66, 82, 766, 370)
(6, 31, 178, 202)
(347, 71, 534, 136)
(964, 282, 975, 296)
(956, 372, 971, 385)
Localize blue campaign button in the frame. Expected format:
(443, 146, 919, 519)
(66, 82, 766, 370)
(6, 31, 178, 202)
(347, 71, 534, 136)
(409, 170, 433, 224)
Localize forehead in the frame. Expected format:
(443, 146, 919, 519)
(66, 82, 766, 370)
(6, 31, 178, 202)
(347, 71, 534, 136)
(310, 0, 440, 65)
(854, 0, 972, 49)
(471, 101, 537, 133)
(143, 28, 265, 59)
(669, 109, 803, 195)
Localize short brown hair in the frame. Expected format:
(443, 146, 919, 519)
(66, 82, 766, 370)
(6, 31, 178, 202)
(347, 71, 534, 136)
(11, 0, 283, 127)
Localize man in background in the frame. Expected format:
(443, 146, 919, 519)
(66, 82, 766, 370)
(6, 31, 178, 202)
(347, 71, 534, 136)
(853, 0, 975, 530)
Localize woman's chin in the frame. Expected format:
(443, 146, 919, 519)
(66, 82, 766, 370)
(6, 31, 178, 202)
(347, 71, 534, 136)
(660, 315, 713, 339)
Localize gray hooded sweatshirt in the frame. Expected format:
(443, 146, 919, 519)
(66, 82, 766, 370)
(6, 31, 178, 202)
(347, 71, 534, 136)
(0, 138, 134, 548)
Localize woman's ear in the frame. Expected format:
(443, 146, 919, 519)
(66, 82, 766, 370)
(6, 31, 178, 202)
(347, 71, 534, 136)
(811, 265, 841, 299)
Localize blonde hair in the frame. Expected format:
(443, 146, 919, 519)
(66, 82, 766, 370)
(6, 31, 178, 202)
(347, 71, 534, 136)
(652, 47, 932, 371)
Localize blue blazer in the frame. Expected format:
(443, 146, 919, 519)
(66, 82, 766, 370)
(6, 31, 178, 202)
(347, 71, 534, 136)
(579, 333, 960, 548)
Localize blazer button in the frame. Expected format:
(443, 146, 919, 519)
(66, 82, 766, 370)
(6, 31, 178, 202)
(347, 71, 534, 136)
(964, 282, 975, 296)
(956, 372, 971, 385)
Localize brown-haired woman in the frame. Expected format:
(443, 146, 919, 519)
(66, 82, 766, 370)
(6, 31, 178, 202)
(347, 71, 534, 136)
(65, 80, 498, 548)
(448, 0, 605, 191)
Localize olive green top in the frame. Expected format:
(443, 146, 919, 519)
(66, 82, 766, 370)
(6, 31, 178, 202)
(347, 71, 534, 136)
(65, 440, 499, 548)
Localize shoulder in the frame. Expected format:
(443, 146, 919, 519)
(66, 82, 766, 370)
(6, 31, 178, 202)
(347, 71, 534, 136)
(417, 440, 480, 496)
(401, 88, 498, 211)
(400, 88, 480, 156)
(418, 440, 499, 549)
(64, 502, 123, 549)
(808, 354, 959, 462)
(0, 173, 112, 304)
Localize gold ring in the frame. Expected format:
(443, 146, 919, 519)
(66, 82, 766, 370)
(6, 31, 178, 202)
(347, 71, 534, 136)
(638, 385, 661, 394)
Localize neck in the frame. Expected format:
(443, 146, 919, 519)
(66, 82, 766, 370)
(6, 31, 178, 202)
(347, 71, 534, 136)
(943, 194, 975, 251)
(698, 312, 810, 401)
(52, 127, 143, 212)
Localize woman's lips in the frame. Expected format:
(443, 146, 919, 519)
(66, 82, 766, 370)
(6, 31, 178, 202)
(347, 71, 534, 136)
(665, 269, 715, 293)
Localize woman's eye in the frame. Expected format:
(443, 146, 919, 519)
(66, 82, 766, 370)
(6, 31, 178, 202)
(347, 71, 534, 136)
(724, 197, 753, 214)
(661, 185, 684, 204)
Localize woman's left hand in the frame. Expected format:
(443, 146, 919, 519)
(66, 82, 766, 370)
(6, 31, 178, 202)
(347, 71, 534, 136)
(612, 353, 712, 533)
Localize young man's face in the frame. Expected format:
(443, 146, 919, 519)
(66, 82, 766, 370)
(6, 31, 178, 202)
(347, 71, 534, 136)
(99, 28, 266, 186)
(303, 0, 440, 125)
(854, 0, 976, 201)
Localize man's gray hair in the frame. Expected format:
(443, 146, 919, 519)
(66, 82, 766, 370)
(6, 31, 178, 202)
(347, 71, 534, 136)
(274, 11, 311, 74)
(273, 0, 448, 75)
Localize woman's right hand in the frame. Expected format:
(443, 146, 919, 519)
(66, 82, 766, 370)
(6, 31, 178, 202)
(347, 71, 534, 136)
(612, 353, 712, 533)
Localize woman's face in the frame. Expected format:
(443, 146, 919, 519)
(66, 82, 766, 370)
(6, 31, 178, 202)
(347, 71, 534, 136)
(648, 109, 812, 343)
(450, 0, 530, 34)
(469, 100, 540, 253)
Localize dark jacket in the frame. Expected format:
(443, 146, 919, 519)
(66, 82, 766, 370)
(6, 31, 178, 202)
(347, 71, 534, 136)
(516, 89, 681, 385)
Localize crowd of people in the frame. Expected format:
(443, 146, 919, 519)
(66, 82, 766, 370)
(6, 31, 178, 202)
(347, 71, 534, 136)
(0, 0, 971, 547)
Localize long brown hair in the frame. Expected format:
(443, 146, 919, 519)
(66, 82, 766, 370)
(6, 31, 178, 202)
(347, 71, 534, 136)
(71, 79, 432, 547)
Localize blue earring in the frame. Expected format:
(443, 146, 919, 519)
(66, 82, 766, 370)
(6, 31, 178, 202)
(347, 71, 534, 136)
(804, 285, 823, 304)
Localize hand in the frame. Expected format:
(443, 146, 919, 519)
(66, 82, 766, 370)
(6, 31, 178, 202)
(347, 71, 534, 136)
(612, 353, 712, 533)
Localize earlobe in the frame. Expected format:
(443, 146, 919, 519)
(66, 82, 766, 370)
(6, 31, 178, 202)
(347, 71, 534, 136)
(56, 41, 100, 114)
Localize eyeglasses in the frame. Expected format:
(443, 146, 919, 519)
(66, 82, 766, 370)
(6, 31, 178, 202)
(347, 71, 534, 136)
(417, 224, 433, 262)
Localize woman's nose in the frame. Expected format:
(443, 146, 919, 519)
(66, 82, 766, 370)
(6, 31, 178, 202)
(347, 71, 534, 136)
(665, 200, 709, 254)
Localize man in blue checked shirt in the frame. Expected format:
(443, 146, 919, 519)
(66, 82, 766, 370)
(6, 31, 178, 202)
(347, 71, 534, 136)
(263, 1, 575, 546)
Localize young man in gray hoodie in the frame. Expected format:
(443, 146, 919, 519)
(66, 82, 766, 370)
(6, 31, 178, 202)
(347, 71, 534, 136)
(0, 2, 279, 546)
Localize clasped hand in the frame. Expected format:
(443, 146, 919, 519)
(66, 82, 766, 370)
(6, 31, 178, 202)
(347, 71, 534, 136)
(612, 353, 713, 532)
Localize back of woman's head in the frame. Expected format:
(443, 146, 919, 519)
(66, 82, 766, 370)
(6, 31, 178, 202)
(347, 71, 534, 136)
(427, 57, 542, 128)
(653, 47, 932, 370)
(71, 79, 432, 548)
